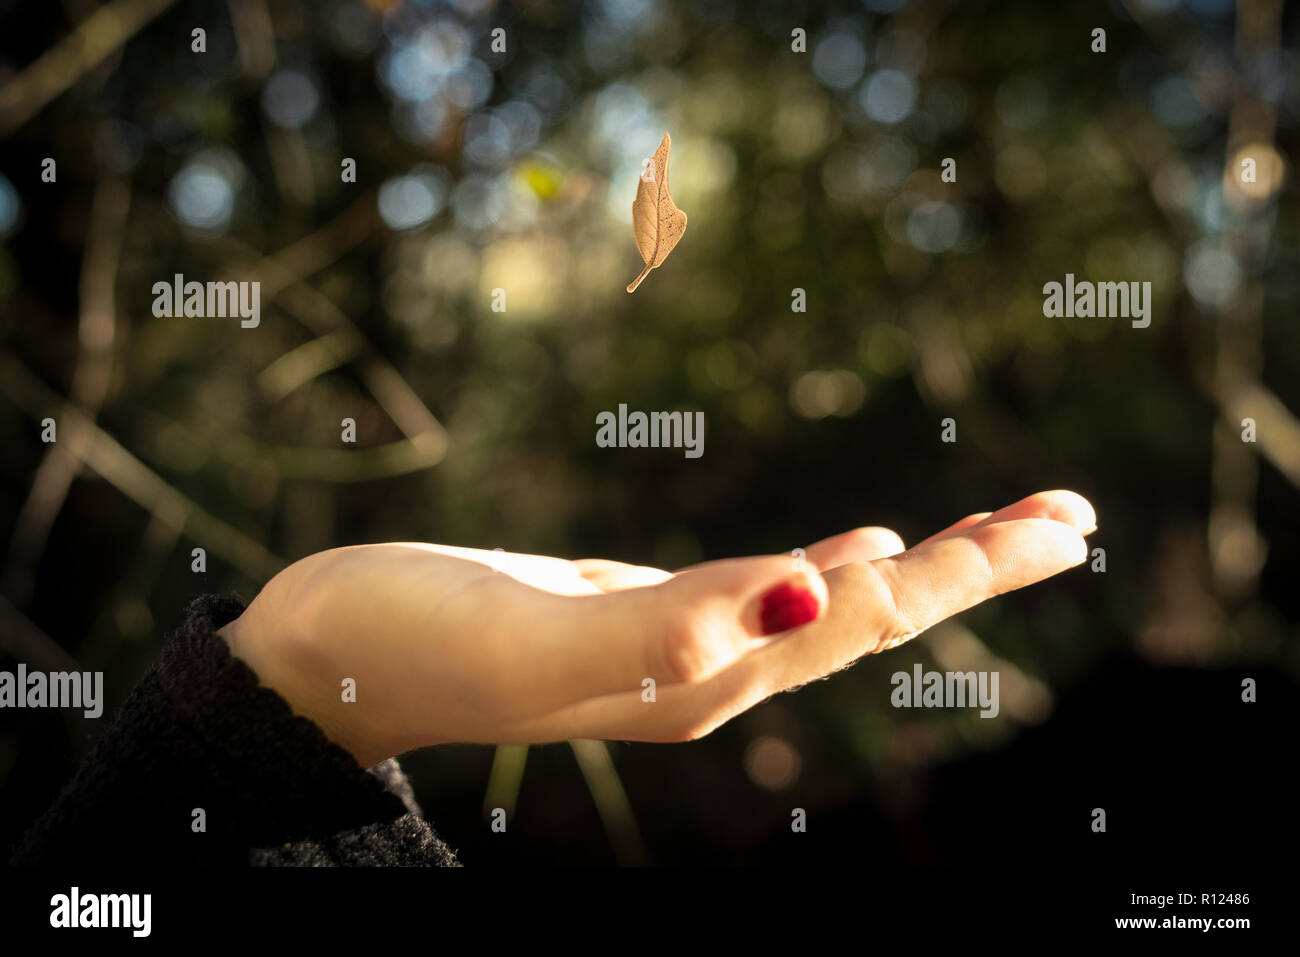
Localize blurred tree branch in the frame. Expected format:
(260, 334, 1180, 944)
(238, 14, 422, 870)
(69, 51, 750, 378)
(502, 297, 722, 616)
(3, 176, 130, 606)
(0, 0, 176, 135)
(570, 739, 648, 866)
(216, 197, 450, 464)
(0, 352, 286, 582)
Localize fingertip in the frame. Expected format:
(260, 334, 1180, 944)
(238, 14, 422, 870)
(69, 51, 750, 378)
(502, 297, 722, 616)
(805, 525, 907, 568)
(757, 571, 827, 636)
(960, 517, 1090, 582)
(1063, 525, 1089, 565)
(1036, 489, 1097, 535)
(673, 555, 828, 637)
(1024, 517, 1089, 567)
(846, 526, 906, 557)
(749, 559, 829, 637)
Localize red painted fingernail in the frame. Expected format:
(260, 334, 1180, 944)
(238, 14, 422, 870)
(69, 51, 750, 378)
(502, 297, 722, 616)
(759, 582, 820, 635)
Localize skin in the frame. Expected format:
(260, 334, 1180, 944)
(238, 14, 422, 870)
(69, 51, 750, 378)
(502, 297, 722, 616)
(218, 489, 1096, 768)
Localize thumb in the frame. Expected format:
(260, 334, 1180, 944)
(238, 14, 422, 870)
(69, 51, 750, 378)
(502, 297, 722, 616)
(531, 555, 828, 697)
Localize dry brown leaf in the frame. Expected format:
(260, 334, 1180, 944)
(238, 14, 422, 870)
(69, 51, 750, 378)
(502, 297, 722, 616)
(626, 132, 688, 293)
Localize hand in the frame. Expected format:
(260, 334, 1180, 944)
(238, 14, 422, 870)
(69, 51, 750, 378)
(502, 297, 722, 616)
(218, 490, 1095, 766)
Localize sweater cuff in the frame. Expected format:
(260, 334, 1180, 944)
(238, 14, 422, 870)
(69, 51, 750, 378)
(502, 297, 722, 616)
(153, 595, 413, 849)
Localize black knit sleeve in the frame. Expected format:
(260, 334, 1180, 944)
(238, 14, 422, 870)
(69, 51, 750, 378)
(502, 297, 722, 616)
(9, 595, 460, 867)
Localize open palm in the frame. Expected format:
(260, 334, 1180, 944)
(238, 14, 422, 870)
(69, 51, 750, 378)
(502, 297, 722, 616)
(220, 490, 1095, 766)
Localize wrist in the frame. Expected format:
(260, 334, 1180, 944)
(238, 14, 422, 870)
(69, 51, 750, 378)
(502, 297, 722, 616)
(216, 602, 391, 767)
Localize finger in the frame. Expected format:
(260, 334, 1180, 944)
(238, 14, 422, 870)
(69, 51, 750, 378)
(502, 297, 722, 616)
(916, 511, 991, 545)
(848, 517, 1088, 653)
(802, 526, 906, 570)
(572, 558, 673, 591)
(673, 526, 906, 578)
(491, 518, 1088, 744)
(520, 555, 829, 705)
(917, 490, 1096, 548)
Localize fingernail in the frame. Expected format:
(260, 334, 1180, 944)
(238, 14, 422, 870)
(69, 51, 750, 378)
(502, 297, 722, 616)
(759, 581, 821, 635)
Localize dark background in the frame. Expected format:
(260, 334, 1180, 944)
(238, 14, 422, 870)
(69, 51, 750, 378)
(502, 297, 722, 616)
(0, 0, 1296, 871)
